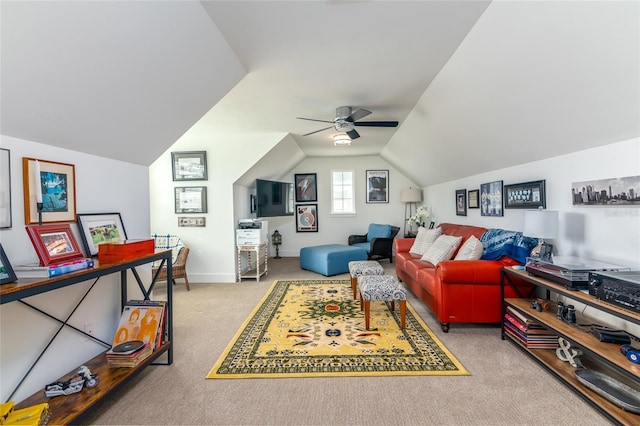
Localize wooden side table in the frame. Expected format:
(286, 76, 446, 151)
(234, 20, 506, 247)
(237, 243, 268, 282)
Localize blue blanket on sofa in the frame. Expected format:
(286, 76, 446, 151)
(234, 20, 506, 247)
(480, 229, 538, 264)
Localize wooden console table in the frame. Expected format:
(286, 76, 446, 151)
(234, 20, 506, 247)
(1, 250, 173, 425)
(501, 267, 640, 425)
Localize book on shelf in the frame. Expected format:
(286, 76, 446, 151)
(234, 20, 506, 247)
(14, 258, 95, 279)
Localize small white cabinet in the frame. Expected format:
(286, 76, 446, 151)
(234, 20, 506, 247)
(237, 243, 268, 282)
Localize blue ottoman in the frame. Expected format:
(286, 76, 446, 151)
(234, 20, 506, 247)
(300, 244, 368, 276)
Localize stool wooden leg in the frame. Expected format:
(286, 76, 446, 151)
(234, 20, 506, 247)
(390, 300, 395, 312)
(399, 300, 406, 329)
(351, 277, 357, 299)
(364, 300, 371, 330)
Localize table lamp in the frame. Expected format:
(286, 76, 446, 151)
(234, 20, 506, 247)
(401, 188, 422, 237)
(523, 209, 558, 260)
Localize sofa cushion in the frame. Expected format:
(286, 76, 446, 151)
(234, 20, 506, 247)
(409, 227, 442, 256)
(454, 235, 484, 260)
(367, 223, 392, 242)
(421, 235, 463, 265)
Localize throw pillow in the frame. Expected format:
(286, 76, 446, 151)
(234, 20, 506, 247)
(421, 235, 463, 265)
(367, 223, 392, 242)
(409, 227, 442, 256)
(454, 235, 484, 260)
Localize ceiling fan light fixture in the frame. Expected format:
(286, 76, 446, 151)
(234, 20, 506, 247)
(333, 134, 351, 146)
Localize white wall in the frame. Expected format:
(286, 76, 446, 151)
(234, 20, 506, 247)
(0, 135, 150, 403)
(425, 138, 640, 269)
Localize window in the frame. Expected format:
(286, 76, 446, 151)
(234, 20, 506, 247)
(331, 170, 355, 214)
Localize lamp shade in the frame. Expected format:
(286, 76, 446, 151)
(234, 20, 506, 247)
(523, 210, 558, 239)
(400, 188, 422, 203)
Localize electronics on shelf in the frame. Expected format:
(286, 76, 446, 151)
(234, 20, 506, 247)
(525, 256, 629, 291)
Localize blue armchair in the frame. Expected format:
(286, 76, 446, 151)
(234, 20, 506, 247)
(348, 223, 400, 263)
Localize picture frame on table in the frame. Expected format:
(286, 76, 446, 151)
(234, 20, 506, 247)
(0, 243, 17, 284)
(171, 151, 208, 181)
(296, 204, 318, 232)
(22, 158, 76, 225)
(468, 189, 480, 209)
(294, 173, 317, 202)
(77, 213, 128, 256)
(175, 186, 207, 214)
(455, 189, 467, 216)
(366, 170, 389, 203)
(0, 149, 12, 229)
(25, 223, 84, 266)
(504, 180, 546, 209)
(480, 180, 503, 217)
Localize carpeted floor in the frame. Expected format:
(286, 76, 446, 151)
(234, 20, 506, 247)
(208, 279, 467, 378)
(81, 258, 608, 425)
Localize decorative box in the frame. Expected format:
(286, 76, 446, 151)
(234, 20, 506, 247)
(98, 239, 155, 262)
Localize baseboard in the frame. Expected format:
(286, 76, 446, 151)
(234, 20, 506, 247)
(188, 272, 237, 283)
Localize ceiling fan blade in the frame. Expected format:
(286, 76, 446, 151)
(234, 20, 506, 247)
(354, 121, 399, 127)
(346, 129, 360, 139)
(347, 109, 371, 122)
(302, 126, 333, 136)
(297, 117, 334, 124)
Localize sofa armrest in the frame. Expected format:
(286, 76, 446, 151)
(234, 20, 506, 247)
(394, 238, 414, 254)
(436, 260, 506, 285)
(348, 234, 367, 245)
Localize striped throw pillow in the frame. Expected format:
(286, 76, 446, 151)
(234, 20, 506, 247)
(409, 227, 442, 256)
(421, 235, 463, 265)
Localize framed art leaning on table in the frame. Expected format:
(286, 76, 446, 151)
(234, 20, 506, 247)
(26, 223, 84, 266)
(77, 213, 128, 256)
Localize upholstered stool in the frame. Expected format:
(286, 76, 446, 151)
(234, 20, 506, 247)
(348, 260, 385, 299)
(300, 244, 368, 276)
(358, 275, 407, 330)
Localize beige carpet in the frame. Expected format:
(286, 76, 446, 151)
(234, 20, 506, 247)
(80, 258, 608, 425)
(208, 279, 468, 378)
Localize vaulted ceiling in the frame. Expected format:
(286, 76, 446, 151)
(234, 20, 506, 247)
(2, 1, 638, 187)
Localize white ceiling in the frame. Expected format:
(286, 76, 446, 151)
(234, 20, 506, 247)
(2, 1, 638, 187)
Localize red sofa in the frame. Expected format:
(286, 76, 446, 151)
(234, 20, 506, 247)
(394, 223, 527, 332)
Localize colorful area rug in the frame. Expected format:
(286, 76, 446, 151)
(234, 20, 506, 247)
(207, 279, 468, 378)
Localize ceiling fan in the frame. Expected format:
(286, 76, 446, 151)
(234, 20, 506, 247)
(297, 106, 398, 140)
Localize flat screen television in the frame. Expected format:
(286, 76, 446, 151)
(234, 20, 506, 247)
(256, 179, 295, 217)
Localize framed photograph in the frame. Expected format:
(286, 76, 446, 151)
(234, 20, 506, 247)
(0, 243, 17, 284)
(175, 186, 207, 213)
(77, 213, 128, 256)
(22, 157, 76, 225)
(25, 223, 84, 266)
(178, 216, 206, 227)
(455, 189, 467, 216)
(468, 189, 480, 209)
(171, 151, 207, 181)
(296, 204, 318, 232)
(571, 175, 640, 206)
(295, 173, 317, 202)
(480, 180, 503, 217)
(0, 149, 11, 228)
(504, 180, 546, 209)
(366, 170, 389, 203)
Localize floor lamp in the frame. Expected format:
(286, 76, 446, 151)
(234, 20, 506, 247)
(401, 188, 422, 237)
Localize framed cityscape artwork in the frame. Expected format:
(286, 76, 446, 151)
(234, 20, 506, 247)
(366, 170, 389, 203)
(480, 180, 503, 217)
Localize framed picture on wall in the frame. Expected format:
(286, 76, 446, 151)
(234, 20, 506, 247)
(455, 189, 467, 216)
(171, 151, 207, 181)
(504, 180, 546, 209)
(0, 149, 11, 229)
(468, 189, 480, 209)
(366, 170, 389, 203)
(480, 180, 503, 217)
(22, 157, 76, 225)
(296, 204, 318, 232)
(175, 187, 207, 213)
(295, 173, 317, 202)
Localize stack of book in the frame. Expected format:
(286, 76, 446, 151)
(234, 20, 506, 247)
(107, 300, 167, 368)
(14, 258, 95, 279)
(504, 306, 559, 349)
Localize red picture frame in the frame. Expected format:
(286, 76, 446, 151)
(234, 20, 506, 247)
(25, 224, 84, 266)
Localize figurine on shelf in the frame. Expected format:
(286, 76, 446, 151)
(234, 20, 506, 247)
(44, 365, 98, 398)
